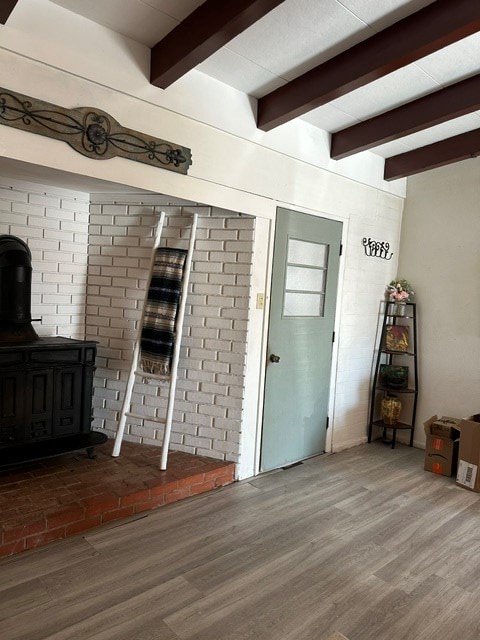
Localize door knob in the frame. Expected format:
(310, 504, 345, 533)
(269, 354, 281, 363)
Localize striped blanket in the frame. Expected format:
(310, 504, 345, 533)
(140, 247, 188, 378)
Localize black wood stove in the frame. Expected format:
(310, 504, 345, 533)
(0, 235, 107, 467)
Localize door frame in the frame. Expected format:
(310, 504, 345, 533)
(244, 204, 348, 479)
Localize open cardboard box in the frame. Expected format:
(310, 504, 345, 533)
(424, 415, 461, 477)
(456, 414, 480, 492)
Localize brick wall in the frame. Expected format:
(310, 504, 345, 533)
(87, 196, 255, 463)
(0, 180, 254, 464)
(0, 178, 89, 338)
(0, 174, 405, 463)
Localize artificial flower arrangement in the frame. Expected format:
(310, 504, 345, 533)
(386, 278, 414, 302)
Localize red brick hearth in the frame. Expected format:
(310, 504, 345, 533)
(0, 441, 235, 558)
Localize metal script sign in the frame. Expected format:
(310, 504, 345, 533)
(0, 88, 192, 174)
(362, 237, 393, 260)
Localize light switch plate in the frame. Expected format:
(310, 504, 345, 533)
(256, 293, 265, 309)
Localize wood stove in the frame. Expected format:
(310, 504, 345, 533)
(0, 234, 38, 344)
(0, 235, 107, 467)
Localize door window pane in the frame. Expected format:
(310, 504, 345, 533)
(286, 266, 326, 292)
(283, 238, 328, 317)
(284, 292, 325, 317)
(287, 238, 327, 267)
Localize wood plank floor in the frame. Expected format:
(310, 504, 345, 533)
(1, 442, 479, 640)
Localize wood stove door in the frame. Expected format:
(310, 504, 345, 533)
(0, 371, 25, 446)
(25, 369, 54, 442)
(53, 366, 83, 437)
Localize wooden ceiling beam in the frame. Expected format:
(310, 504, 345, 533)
(257, 0, 480, 131)
(331, 74, 480, 159)
(384, 129, 480, 181)
(0, 0, 18, 24)
(151, 0, 285, 89)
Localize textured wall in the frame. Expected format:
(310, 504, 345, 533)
(0, 177, 89, 339)
(0, 171, 406, 468)
(399, 159, 480, 446)
(87, 195, 255, 463)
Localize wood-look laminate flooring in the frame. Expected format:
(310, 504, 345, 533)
(1, 442, 479, 640)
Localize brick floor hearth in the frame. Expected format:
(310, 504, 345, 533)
(0, 440, 235, 558)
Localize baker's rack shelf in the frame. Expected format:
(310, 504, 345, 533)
(367, 301, 418, 449)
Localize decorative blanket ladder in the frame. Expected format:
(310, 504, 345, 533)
(112, 212, 198, 470)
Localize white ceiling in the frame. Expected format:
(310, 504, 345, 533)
(20, 1, 480, 158)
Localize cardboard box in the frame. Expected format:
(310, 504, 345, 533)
(430, 416, 462, 439)
(456, 414, 480, 492)
(424, 415, 461, 477)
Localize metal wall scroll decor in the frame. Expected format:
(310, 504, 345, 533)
(0, 88, 192, 174)
(362, 237, 393, 260)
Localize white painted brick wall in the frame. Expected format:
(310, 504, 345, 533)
(331, 196, 403, 449)
(87, 197, 254, 463)
(0, 176, 404, 461)
(0, 178, 89, 339)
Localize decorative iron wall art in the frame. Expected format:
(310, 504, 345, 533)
(0, 88, 192, 174)
(362, 237, 393, 260)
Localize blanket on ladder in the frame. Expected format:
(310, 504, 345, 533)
(140, 247, 188, 378)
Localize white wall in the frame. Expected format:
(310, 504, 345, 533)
(87, 195, 254, 463)
(0, 170, 405, 473)
(398, 159, 480, 447)
(330, 190, 405, 450)
(0, 10, 407, 476)
(0, 176, 89, 338)
(0, 177, 256, 465)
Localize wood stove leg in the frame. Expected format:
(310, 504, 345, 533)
(86, 446, 96, 460)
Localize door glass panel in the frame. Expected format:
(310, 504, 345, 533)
(286, 266, 326, 292)
(287, 238, 327, 267)
(284, 238, 328, 317)
(284, 292, 325, 317)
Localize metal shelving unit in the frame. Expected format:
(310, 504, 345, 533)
(367, 301, 418, 448)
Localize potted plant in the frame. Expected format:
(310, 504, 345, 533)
(386, 278, 414, 315)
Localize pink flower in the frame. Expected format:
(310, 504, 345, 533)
(386, 279, 414, 302)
